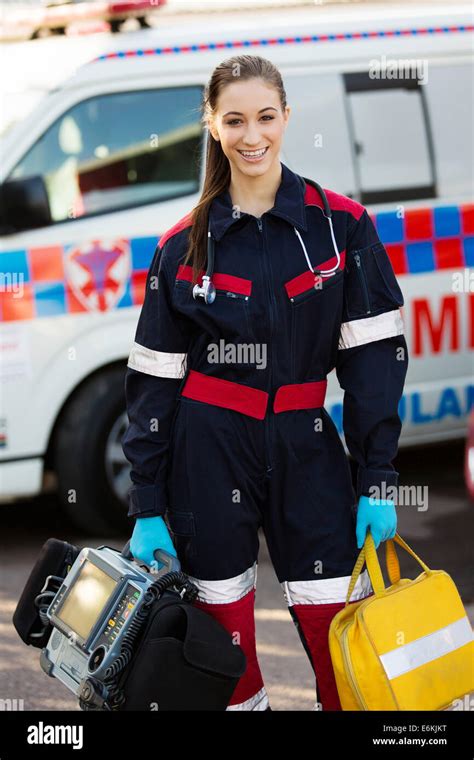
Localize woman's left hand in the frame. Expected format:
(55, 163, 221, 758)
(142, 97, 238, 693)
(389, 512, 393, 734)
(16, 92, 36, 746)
(355, 495, 397, 549)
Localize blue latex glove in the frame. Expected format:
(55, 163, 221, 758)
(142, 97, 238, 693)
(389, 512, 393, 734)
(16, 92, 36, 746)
(355, 495, 397, 549)
(130, 515, 177, 572)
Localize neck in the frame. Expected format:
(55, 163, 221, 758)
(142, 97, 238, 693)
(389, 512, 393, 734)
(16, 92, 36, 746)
(228, 159, 282, 215)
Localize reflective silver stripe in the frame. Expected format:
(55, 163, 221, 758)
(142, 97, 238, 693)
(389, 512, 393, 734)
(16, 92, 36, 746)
(127, 341, 187, 378)
(338, 308, 404, 350)
(185, 561, 257, 604)
(226, 686, 269, 711)
(380, 616, 474, 681)
(282, 568, 372, 606)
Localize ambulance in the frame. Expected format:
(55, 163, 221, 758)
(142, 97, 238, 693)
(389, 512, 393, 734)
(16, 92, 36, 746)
(0, 2, 472, 534)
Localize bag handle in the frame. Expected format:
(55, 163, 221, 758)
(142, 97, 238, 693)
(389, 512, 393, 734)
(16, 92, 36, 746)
(345, 532, 432, 605)
(385, 539, 401, 585)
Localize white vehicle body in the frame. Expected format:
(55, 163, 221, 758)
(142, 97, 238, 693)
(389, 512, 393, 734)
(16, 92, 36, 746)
(0, 3, 472, 532)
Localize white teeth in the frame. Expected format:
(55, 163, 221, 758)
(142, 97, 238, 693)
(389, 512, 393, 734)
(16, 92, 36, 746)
(239, 148, 267, 157)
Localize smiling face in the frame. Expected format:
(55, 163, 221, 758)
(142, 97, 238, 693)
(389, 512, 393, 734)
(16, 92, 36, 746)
(208, 77, 290, 178)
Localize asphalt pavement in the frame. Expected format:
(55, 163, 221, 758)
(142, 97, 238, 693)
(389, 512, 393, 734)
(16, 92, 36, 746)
(0, 439, 472, 711)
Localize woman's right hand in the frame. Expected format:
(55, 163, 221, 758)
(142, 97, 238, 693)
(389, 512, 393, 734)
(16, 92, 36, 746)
(130, 514, 177, 571)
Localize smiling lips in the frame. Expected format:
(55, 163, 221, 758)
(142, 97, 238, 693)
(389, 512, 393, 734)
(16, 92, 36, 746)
(237, 147, 269, 161)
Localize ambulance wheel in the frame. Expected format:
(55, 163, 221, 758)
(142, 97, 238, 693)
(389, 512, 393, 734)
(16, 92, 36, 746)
(53, 366, 131, 536)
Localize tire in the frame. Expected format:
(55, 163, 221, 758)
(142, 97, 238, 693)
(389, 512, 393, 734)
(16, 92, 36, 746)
(110, 19, 122, 33)
(53, 366, 132, 536)
(138, 16, 150, 29)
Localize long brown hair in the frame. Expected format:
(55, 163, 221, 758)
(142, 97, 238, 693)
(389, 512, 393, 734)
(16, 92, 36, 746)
(182, 55, 287, 285)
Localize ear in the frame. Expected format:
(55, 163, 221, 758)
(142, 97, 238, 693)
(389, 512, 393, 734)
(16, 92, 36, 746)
(207, 119, 220, 143)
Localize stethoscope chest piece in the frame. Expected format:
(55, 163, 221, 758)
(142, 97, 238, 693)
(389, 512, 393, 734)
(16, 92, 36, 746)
(193, 275, 216, 304)
(193, 230, 217, 304)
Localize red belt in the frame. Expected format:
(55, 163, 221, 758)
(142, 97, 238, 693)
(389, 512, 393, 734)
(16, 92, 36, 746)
(180, 370, 327, 420)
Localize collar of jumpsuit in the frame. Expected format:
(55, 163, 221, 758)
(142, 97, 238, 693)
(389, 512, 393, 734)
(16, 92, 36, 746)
(208, 161, 308, 241)
(173, 161, 356, 420)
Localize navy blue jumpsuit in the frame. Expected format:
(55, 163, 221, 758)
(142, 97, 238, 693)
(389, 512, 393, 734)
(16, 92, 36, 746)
(122, 161, 408, 710)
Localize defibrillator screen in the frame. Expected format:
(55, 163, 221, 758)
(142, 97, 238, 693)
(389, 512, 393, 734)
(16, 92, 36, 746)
(56, 559, 118, 641)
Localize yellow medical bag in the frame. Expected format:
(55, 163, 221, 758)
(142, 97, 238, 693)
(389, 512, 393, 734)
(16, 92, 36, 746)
(328, 532, 474, 710)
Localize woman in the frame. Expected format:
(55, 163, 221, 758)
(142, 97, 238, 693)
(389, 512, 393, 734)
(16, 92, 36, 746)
(122, 54, 408, 711)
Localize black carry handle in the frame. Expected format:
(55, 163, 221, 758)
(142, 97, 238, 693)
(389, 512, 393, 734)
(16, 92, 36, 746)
(121, 540, 181, 575)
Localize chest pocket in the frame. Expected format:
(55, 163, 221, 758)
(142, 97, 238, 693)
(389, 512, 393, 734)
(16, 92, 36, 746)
(285, 268, 345, 382)
(173, 274, 254, 343)
(285, 268, 344, 305)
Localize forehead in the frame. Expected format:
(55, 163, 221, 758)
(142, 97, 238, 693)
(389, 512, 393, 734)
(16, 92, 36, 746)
(216, 79, 280, 114)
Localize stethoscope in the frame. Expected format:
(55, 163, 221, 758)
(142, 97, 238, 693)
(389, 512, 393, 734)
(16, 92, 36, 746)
(193, 176, 342, 304)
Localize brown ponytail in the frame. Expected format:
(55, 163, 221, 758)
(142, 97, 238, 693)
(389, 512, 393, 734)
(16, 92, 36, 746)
(182, 54, 287, 285)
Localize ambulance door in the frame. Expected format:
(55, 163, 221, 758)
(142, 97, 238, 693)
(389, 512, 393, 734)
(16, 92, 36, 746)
(342, 65, 473, 446)
(0, 82, 204, 534)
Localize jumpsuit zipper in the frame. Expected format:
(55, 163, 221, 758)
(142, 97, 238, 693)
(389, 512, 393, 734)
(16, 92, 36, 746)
(354, 254, 371, 314)
(257, 216, 275, 476)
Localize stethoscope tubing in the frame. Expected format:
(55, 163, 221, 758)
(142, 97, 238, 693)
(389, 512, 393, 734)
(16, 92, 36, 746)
(193, 177, 340, 304)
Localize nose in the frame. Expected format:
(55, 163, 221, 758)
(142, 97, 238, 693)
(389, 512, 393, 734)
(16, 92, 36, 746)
(242, 125, 265, 146)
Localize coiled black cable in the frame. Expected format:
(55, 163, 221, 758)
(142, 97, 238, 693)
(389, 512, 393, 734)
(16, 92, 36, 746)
(32, 575, 63, 635)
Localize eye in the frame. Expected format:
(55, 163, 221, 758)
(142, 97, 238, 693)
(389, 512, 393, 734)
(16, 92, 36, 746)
(226, 115, 275, 126)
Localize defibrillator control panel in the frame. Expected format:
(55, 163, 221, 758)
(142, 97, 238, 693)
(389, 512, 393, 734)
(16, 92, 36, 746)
(94, 584, 141, 649)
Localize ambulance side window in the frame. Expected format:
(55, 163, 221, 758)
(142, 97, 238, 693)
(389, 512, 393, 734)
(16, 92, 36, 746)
(8, 86, 203, 223)
(343, 72, 436, 204)
(282, 72, 357, 199)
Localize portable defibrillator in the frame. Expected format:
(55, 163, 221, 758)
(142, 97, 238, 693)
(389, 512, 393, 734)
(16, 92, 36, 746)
(13, 538, 246, 711)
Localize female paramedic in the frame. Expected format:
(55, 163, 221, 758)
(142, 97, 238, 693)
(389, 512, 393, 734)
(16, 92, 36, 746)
(122, 54, 409, 711)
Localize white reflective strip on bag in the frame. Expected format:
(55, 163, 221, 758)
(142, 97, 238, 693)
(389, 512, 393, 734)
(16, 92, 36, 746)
(186, 561, 258, 604)
(380, 616, 474, 680)
(127, 341, 187, 378)
(338, 309, 404, 350)
(282, 568, 372, 606)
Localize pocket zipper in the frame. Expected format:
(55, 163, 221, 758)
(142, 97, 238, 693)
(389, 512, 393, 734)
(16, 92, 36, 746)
(354, 254, 371, 315)
(216, 291, 249, 301)
(175, 280, 249, 301)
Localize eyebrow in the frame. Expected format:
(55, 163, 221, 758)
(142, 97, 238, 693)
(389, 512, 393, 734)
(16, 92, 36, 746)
(222, 107, 278, 117)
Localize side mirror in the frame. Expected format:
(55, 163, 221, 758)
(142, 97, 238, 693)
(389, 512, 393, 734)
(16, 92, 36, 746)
(0, 175, 52, 234)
